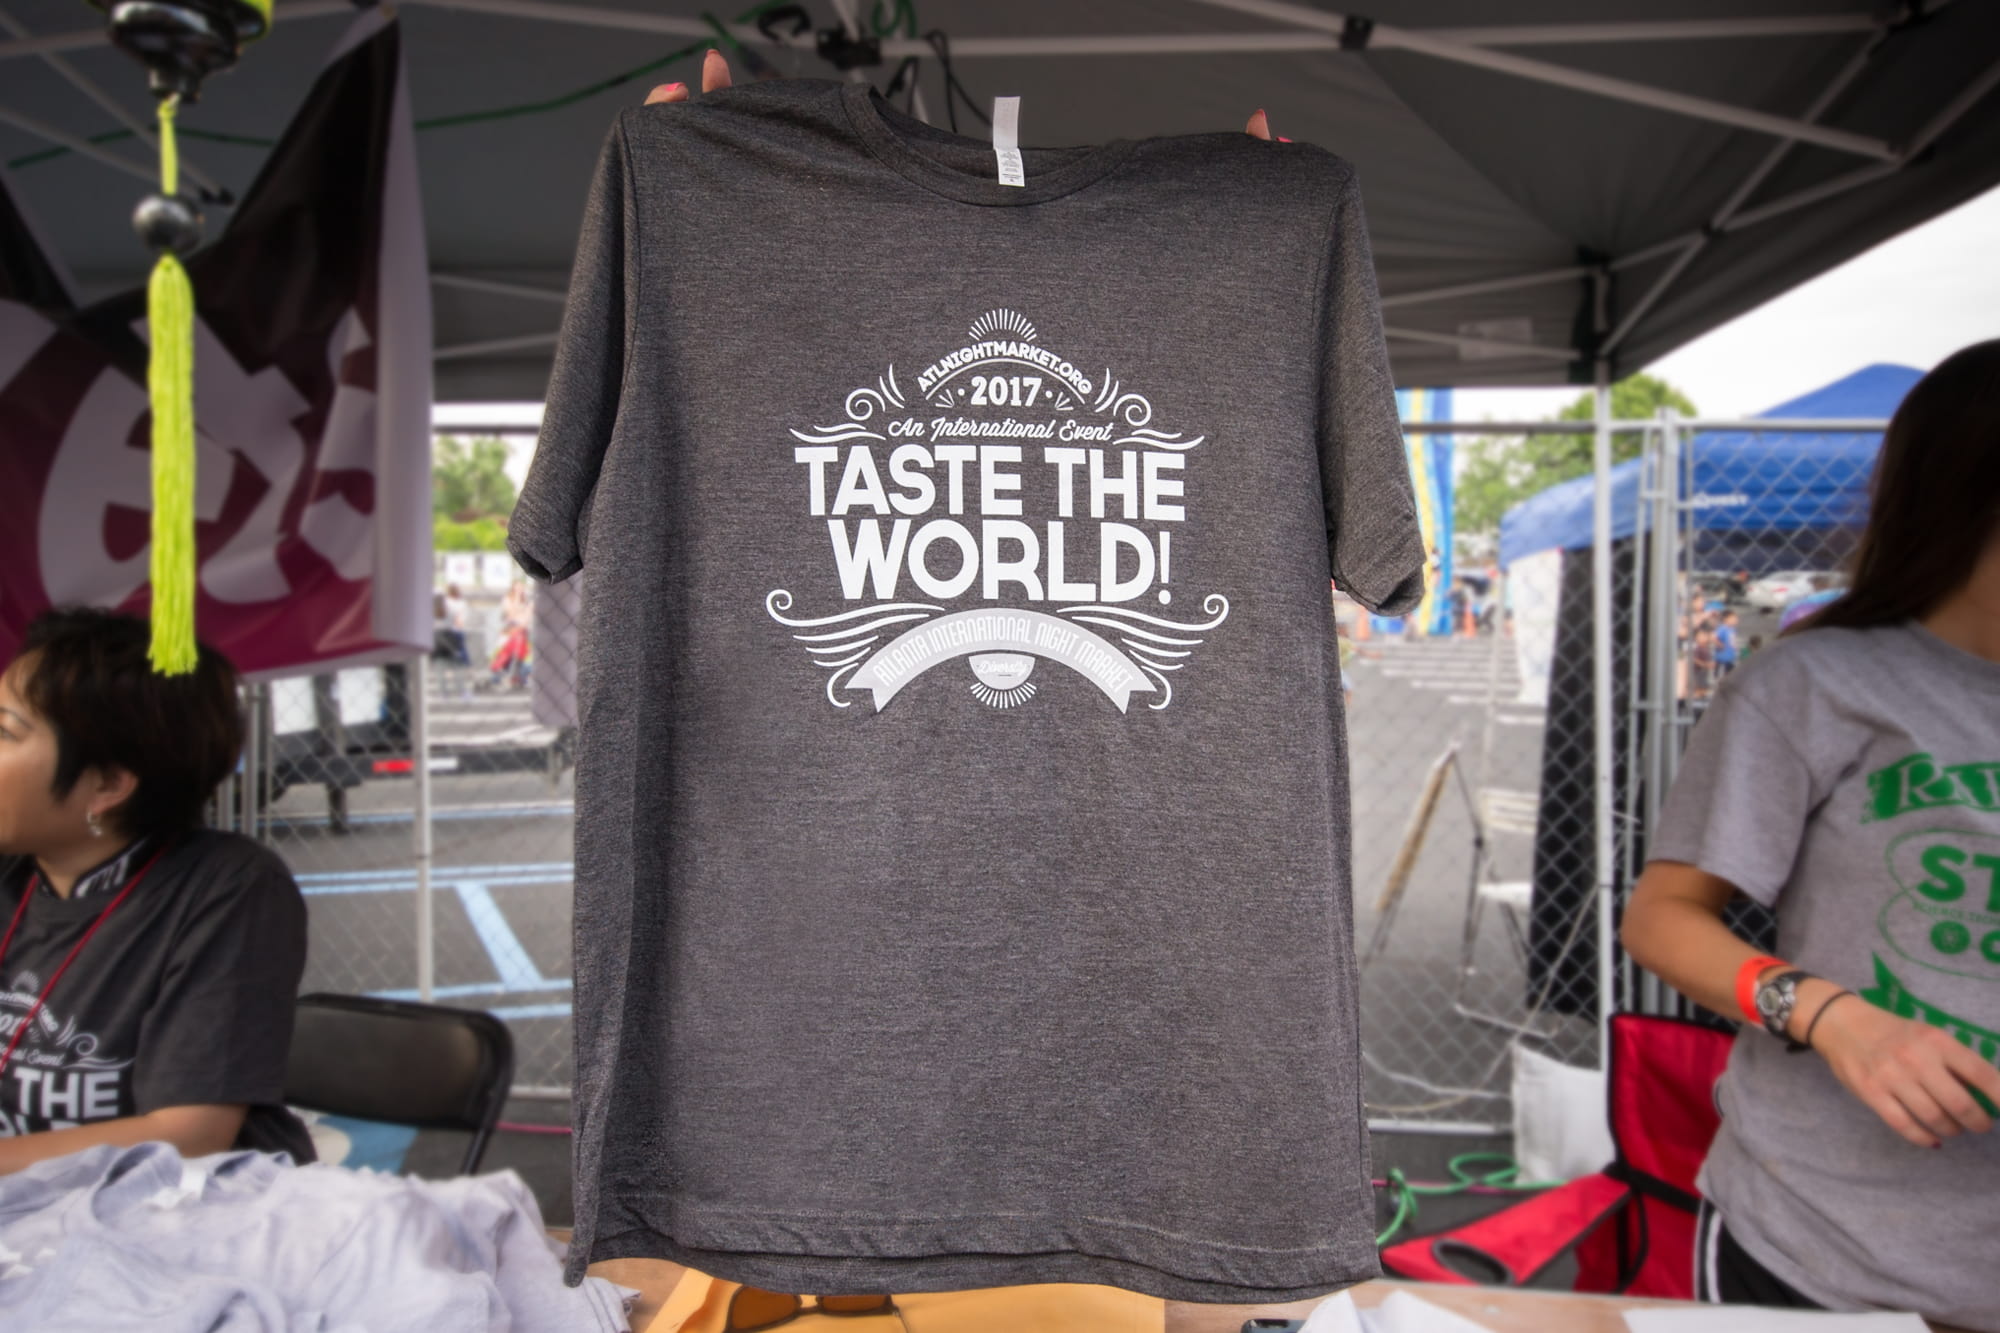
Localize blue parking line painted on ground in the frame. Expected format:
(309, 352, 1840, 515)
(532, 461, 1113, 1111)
(297, 861, 570, 883)
(301, 874, 569, 898)
(489, 1003, 572, 1022)
(455, 882, 547, 991)
(271, 802, 576, 831)
(296, 864, 572, 898)
(315, 865, 575, 1003)
(372, 980, 572, 1002)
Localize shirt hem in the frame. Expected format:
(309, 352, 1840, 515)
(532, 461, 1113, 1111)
(575, 1197, 1380, 1304)
(1699, 1131, 2000, 1331)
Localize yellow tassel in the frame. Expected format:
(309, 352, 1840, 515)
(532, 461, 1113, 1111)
(147, 95, 198, 676)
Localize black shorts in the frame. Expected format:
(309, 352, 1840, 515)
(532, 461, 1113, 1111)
(1694, 1199, 1823, 1308)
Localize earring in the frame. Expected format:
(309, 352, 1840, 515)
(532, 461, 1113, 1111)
(86, 810, 103, 839)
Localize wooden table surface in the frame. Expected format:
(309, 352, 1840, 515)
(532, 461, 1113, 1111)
(566, 1244, 1699, 1333)
(555, 1234, 1969, 1333)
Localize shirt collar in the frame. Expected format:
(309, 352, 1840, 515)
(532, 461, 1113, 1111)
(38, 835, 156, 901)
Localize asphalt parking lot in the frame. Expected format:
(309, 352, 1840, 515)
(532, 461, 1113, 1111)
(276, 631, 1583, 1121)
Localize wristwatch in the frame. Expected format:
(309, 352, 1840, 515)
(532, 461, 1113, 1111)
(1754, 969, 1810, 1041)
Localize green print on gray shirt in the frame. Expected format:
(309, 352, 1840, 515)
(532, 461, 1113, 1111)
(1879, 823, 2000, 981)
(1866, 751, 2000, 821)
(1873, 809, 2000, 1117)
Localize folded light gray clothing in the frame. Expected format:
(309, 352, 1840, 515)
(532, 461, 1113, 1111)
(0, 1142, 634, 1332)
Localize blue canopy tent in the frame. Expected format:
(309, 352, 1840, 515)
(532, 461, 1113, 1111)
(1498, 364, 1921, 577)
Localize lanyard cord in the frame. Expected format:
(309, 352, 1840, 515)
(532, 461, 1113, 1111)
(0, 840, 172, 1082)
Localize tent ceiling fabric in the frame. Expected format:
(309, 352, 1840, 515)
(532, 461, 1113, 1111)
(3, 0, 1996, 401)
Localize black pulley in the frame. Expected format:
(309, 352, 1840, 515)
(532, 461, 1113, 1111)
(87, 0, 271, 102)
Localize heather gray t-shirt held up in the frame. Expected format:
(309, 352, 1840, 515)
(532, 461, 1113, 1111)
(511, 78, 1426, 1302)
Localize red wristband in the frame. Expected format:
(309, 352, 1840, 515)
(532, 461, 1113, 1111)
(1736, 954, 1788, 1024)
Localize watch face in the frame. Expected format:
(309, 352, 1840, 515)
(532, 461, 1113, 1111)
(1757, 976, 1794, 1024)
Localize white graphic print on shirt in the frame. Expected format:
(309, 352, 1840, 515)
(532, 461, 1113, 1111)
(0, 978, 130, 1134)
(767, 309, 1231, 713)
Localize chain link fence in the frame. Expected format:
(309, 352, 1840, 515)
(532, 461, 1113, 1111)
(1351, 410, 1885, 1129)
(1347, 422, 1625, 1131)
(1622, 412, 1882, 1020)
(234, 415, 1880, 1123)
(239, 465, 583, 1097)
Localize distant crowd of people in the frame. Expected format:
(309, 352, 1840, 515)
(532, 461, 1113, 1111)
(1682, 605, 1752, 701)
(432, 580, 533, 692)
(1444, 568, 1503, 637)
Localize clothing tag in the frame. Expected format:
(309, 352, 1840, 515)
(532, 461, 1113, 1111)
(992, 96, 1024, 187)
(143, 1161, 210, 1210)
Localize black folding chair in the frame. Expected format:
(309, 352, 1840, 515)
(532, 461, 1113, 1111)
(284, 993, 514, 1175)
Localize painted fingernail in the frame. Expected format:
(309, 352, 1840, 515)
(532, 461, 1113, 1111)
(667, 82, 685, 94)
(1278, 135, 1293, 143)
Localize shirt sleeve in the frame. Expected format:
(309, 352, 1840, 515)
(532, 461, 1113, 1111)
(1318, 166, 1426, 615)
(508, 113, 638, 583)
(133, 843, 308, 1112)
(1648, 681, 1821, 907)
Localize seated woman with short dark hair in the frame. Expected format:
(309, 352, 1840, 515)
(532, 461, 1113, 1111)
(0, 608, 313, 1172)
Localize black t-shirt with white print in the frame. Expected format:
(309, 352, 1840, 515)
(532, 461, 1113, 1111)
(0, 829, 314, 1161)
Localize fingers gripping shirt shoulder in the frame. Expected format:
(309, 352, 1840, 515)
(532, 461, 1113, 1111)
(1314, 164, 1425, 615)
(508, 114, 641, 583)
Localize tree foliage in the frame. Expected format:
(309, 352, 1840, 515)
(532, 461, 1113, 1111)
(431, 435, 517, 552)
(1454, 374, 1696, 536)
(433, 513, 511, 552)
(433, 435, 517, 522)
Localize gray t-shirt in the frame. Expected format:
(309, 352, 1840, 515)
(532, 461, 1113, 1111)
(511, 78, 1425, 1302)
(1652, 622, 2000, 1328)
(0, 830, 314, 1163)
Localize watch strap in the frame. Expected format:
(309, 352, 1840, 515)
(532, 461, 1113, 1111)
(1735, 953, 1789, 1024)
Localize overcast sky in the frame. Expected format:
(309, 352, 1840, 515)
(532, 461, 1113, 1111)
(440, 183, 2000, 482)
(1454, 183, 2000, 426)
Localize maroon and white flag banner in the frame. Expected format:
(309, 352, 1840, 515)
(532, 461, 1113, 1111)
(0, 11, 431, 676)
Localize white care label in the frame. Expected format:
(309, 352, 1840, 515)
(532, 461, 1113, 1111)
(992, 96, 1024, 187)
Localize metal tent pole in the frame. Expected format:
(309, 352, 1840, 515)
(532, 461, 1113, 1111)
(1382, 325, 1575, 361)
(431, 273, 567, 305)
(413, 653, 436, 1003)
(1185, 0, 1896, 160)
(1640, 412, 1679, 1016)
(1591, 365, 1617, 1067)
(241, 685, 263, 840)
(0, 105, 158, 188)
(1381, 264, 1592, 310)
(0, 7, 1897, 64)
(1598, 35, 1884, 359)
(436, 332, 560, 361)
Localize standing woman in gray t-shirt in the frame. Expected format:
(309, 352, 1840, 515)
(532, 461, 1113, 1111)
(1622, 341, 2000, 1328)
